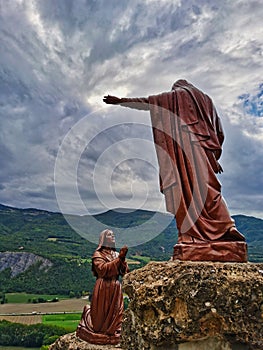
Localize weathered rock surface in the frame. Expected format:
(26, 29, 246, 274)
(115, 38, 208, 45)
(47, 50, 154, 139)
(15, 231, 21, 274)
(122, 261, 263, 350)
(49, 332, 122, 350)
(0, 251, 53, 277)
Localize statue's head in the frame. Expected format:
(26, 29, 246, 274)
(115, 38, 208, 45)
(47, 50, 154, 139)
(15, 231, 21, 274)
(97, 229, 116, 249)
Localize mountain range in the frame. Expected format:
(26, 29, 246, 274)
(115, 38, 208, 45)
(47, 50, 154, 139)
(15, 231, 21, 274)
(0, 204, 262, 295)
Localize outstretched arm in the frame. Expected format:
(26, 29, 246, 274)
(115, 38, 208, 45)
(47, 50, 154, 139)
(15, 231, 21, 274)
(103, 95, 122, 105)
(103, 95, 150, 111)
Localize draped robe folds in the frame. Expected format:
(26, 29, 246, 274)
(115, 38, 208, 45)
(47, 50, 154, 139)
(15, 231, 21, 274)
(76, 248, 128, 345)
(119, 80, 247, 262)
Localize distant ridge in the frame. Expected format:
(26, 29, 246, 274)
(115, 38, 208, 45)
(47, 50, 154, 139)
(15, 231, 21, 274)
(0, 203, 261, 220)
(0, 203, 262, 261)
(0, 203, 262, 294)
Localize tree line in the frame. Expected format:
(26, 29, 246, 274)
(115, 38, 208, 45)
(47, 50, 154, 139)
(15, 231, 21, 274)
(0, 320, 67, 347)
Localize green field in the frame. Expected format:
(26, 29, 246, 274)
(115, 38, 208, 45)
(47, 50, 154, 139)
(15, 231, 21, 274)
(6, 293, 68, 303)
(132, 255, 151, 263)
(0, 347, 40, 350)
(42, 313, 82, 332)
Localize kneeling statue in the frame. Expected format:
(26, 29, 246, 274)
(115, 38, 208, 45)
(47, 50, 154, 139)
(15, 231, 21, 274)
(76, 229, 129, 345)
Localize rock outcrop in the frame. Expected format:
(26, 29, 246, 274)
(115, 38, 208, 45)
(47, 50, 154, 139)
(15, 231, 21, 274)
(49, 332, 122, 350)
(0, 251, 53, 277)
(122, 261, 263, 350)
(49, 261, 263, 350)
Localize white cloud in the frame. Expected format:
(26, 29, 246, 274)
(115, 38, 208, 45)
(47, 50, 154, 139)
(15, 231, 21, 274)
(0, 0, 262, 218)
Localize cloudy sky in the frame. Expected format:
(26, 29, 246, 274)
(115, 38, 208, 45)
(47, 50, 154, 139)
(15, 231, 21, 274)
(0, 0, 262, 220)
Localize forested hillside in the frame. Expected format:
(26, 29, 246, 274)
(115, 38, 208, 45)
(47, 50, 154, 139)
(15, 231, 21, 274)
(0, 204, 262, 295)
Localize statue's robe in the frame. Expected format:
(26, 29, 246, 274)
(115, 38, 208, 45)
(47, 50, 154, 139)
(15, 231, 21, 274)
(120, 80, 247, 261)
(76, 248, 128, 345)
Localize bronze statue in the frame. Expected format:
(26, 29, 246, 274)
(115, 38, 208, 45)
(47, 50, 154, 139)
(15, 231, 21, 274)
(76, 229, 129, 345)
(103, 79, 247, 262)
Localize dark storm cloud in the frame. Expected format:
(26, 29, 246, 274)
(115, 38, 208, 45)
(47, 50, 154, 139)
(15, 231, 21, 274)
(0, 0, 262, 218)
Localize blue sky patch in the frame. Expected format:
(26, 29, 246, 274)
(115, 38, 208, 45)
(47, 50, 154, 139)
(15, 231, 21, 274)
(239, 83, 263, 117)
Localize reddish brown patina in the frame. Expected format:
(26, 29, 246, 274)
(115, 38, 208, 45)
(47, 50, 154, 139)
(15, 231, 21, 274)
(76, 229, 129, 345)
(103, 80, 247, 262)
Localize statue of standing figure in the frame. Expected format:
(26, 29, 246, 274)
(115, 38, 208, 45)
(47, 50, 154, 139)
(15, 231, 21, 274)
(76, 229, 129, 345)
(103, 79, 247, 262)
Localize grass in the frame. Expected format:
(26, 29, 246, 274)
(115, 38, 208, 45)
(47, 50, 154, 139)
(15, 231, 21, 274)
(126, 258, 141, 265)
(131, 255, 151, 263)
(0, 347, 40, 350)
(42, 313, 82, 332)
(6, 293, 69, 303)
(0, 298, 87, 314)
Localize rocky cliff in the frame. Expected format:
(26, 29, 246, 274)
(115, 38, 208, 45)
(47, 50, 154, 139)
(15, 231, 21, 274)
(0, 251, 53, 277)
(122, 261, 263, 350)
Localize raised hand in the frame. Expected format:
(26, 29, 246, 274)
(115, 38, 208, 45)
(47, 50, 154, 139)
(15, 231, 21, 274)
(119, 245, 128, 260)
(103, 95, 121, 105)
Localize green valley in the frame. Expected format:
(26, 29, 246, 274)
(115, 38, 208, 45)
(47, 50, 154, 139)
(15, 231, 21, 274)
(0, 204, 262, 296)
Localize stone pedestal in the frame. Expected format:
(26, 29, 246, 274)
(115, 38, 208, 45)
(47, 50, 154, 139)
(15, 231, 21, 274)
(121, 261, 263, 350)
(173, 241, 248, 262)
